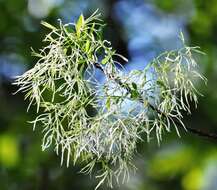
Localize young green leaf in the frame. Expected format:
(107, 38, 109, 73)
(101, 55, 110, 65)
(85, 40, 90, 52)
(157, 80, 167, 89)
(130, 89, 140, 100)
(105, 97, 111, 109)
(76, 14, 85, 37)
(132, 82, 138, 90)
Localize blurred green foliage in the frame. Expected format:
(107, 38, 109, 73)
(1, 0, 217, 190)
(0, 134, 19, 167)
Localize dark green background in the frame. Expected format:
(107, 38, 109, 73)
(0, 0, 217, 190)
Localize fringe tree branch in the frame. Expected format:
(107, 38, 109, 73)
(14, 11, 209, 189)
(184, 127, 217, 141)
(93, 62, 216, 141)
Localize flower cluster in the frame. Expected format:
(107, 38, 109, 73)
(14, 10, 206, 189)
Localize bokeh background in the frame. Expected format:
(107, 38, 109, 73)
(1, 0, 217, 190)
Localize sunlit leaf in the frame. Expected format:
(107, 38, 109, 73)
(76, 14, 84, 37)
(101, 55, 110, 65)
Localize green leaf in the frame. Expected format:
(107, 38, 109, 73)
(132, 82, 137, 90)
(85, 40, 90, 52)
(76, 14, 84, 37)
(106, 97, 111, 109)
(101, 55, 110, 65)
(64, 48, 67, 55)
(41, 21, 57, 30)
(130, 89, 139, 100)
(157, 80, 167, 89)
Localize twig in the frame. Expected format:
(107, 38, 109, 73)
(94, 62, 217, 141)
(185, 126, 217, 141)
